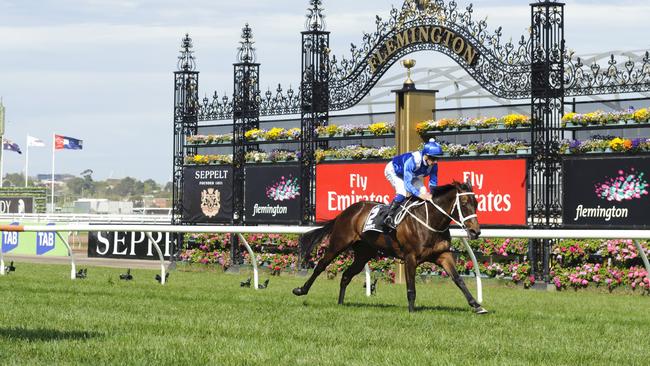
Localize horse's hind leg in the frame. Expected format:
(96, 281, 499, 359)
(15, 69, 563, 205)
(293, 232, 354, 296)
(338, 244, 376, 305)
(436, 252, 488, 314)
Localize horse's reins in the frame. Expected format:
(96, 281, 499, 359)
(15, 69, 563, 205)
(395, 191, 477, 234)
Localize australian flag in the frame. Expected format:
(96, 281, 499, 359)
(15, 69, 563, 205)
(2, 138, 22, 154)
(54, 135, 83, 150)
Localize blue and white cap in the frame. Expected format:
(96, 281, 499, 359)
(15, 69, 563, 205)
(422, 138, 443, 157)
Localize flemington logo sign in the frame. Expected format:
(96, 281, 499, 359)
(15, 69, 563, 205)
(245, 165, 301, 224)
(563, 157, 650, 228)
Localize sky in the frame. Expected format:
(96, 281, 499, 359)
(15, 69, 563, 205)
(0, 0, 648, 184)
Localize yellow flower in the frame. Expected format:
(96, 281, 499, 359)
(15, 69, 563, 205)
(416, 121, 432, 134)
(609, 137, 625, 152)
(562, 112, 577, 127)
(474, 117, 498, 129)
(286, 128, 301, 138)
(369, 122, 390, 135)
(266, 127, 285, 141)
(633, 108, 649, 123)
(437, 118, 456, 131)
(325, 124, 340, 137)
(502, 114, 530, 128)
(244, 128, 262, 141)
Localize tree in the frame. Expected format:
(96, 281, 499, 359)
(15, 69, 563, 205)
(2, 173, 24, 187)
(115, 177, 138, 197)
(66, 177, 85, 196)
(143, 179, 159, 194)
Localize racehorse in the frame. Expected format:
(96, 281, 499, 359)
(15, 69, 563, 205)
(292, 180, 487, 314)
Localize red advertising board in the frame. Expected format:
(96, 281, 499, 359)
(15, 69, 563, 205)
(316, 163, 392, 222)
(437, 159, 527, 226)
(315, 159, 527, 226)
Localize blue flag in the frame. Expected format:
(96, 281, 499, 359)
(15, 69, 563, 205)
(2, 138, 22, 154)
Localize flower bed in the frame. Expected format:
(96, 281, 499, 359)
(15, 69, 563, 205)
(416, 114, 531, 134)
(315, 145, 396, 163)
(180, 234, 649, 293)
(184, 154, 233, 165)
(186, 133, 233, 145)
(244, 127, 301, 141)
(245, 150, 299, 163)
(560, 137, 650, 154)
(315, 122, 395, 137)
(562, 108, 650, 127)
(441, 140, 529, 157)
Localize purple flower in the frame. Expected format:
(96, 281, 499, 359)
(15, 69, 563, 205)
(569, 140, 581, 149)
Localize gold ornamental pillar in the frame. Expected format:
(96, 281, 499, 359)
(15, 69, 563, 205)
(392, 59, 438, 284)
(393, 59, 438, 154)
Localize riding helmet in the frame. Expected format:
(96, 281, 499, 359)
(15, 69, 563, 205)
(422, 138, 443, 157)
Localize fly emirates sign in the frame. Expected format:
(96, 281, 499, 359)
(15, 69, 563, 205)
(316, 159, 526, 226)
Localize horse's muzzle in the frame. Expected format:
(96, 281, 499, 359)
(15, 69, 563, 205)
(468, 229, 481, 240)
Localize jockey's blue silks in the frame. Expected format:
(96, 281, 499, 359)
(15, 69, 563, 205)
(385, 151, 439, 200)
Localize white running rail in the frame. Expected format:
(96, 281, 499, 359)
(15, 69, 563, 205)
(1, 224, 649, 304)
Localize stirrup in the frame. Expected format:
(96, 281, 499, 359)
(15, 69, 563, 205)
(384, 216, 396, 230)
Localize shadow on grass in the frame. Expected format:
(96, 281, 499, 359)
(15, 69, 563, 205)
(342, 302, 398, 309)
(414, 305, 469, 313)
(0, 327, 101, 342)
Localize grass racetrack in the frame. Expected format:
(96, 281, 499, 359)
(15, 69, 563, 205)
(0, 263, 648, 365)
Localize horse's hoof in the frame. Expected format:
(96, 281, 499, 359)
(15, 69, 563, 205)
(473, 306, 488, 315)
(292, 287, 306, 296)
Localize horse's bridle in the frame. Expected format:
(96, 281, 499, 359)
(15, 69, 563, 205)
(428, 191, 477, 231)
(399, 191, 477, 233)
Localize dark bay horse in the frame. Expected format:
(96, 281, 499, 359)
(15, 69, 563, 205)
(292, 181, 487, 314)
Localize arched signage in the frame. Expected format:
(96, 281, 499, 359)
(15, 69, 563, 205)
(368, 25, 480, 74)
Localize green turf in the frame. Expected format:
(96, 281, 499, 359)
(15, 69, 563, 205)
(0, 263, 648, 365)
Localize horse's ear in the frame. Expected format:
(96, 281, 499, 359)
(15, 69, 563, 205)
(465, 178, 473, 192)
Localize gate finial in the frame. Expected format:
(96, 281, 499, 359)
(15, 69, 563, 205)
(237, 23, 257, 63)
(305, 0, 326, 32)
(177, 34, 196, 71)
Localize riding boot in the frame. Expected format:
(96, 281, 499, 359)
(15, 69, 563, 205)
(383, 200, 401, 230)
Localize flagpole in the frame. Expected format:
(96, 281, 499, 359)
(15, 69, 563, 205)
(51, 134, 55, 213)
(25, 134, 29, 187)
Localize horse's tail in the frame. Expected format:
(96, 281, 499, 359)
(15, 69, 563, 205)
(300, 219, 336, 265)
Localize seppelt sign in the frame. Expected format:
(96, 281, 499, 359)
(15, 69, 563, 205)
(315, 159, 527, 226)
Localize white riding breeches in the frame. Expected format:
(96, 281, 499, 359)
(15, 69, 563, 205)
(384, 162, 426, 198)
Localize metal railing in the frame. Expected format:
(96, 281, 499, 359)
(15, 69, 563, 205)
(0, 213, 171, 225)
(2, 224, 650, 304)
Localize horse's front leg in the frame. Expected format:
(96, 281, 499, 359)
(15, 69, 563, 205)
(436, 251, 488, 314)
(404, 254, 418, 313)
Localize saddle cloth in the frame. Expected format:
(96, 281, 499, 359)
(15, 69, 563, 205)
(362, 198, 418, 233)
(362, 205, 389, 233)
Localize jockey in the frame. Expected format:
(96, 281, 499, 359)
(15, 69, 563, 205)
(383, 138, 443, 230)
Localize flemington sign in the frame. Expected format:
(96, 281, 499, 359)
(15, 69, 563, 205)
(563, 156, 650, 229)
(368, 25, 480, 74)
